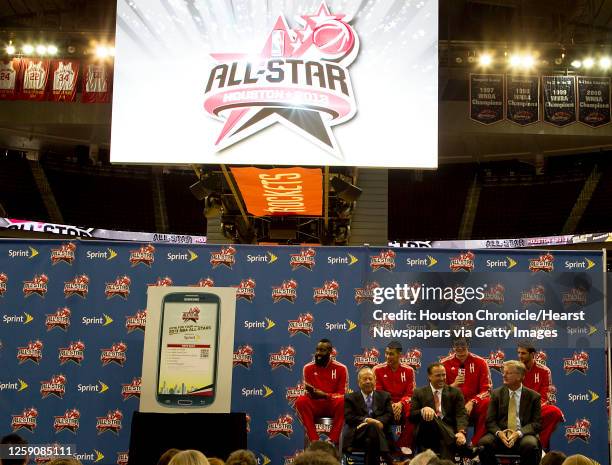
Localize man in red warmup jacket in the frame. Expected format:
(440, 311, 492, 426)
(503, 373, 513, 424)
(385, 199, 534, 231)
(295, 338, 348, 445)
(517, 342, 564, 450)
(373, 340, 416, 452)
(441, 338, 491, 444)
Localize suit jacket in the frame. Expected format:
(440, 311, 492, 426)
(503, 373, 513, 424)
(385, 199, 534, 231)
(343, 390, 393, 449)
(409, 384, 468, 441)
(486, 385, 541, 437)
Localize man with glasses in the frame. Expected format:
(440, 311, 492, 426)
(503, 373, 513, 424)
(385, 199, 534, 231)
(441, 337, 491, 444)
(477, 360, 541, 465)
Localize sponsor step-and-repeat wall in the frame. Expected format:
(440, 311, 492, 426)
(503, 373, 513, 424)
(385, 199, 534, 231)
(0, 240, 606, 465)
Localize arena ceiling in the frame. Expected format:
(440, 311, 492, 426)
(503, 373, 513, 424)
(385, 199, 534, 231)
(0, 0, 612, 164)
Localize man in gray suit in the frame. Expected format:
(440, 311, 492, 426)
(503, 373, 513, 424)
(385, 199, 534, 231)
(410, 362, 468, 459)
(478, 360, 541, 465)
(343, 367, 394, 465)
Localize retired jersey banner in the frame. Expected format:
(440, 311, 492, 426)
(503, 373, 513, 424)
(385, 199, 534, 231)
(469, 74, 504, 124)
(506, 75, 540, 125)
(0, 58, 21, 100)
(82, 63, 112, 104)
(0, 241, 606, 465)
(577, 76, 611, 128)
(542, 76, 576, 127)
(230, 167, 322, 216)
(49, 59, 80, 102)
(20, 59, 50, 101)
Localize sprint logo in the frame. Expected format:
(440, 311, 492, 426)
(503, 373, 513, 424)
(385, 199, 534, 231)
(8, 246, 38, 259)
(0, 379, 28, 392)
(77, 381, 109, 393)
(74, 450, 105, 463)
(242, 385, 274, 398)
(565, 258, 596, 270)
(567, 325, 598, 336)
(327, 253, 359, 265)
(82, 314, 114, 326)
(568, 390, 599, 403)
(325, 319, 357, 332)
(167, 250, 199, 262)
(2, 312, 33, 324)
(86, 248, 118, 260)
(246, 252, 278, 264)
(244, 318, 276, 330)
(486, 257, 517, 269)
(405, 255, 437, 267)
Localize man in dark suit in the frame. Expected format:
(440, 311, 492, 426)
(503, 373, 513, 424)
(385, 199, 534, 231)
(410, 362, 468, 459)
(343, 366, 394, 465)
(478, 360, 541, 465)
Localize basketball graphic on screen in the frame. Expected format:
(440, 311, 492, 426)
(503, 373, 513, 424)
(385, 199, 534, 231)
(313, 21, 354, 57)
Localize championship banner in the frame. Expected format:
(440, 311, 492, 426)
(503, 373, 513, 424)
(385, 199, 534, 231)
(506, 75, 540, 125)
(542, 75, 576, 127)
(0, 58, 21, 100)
(0, 241, 606, 465)
(230, 167, 322, 216)
(469, 74, 504, 124)
(49, 59, 80, 102)
(82, 63, 112, 104)
(20, 58, 50, 101)
(577, 76, 611, 128)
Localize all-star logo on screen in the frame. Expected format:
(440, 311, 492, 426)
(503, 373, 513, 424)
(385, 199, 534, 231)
(285, 382, 306, 406)
(269, 346, 296, 370)
(272, 280, 298, 303)
(370, 250, 395, 271)
(100, 342, 127, 367)
(235, 278, 256, 302)
(354, 282, 380, 304)
(203, 2, 359, 154)
(289, 248, 316, 270)
(148, 276, 173, 287)
(534, 350, 548, 366)
(23, 273, 48, 298)
(562, 288, 588, 307)
(266, 413, 294, 439)
(400, 348, 422, 371)
(182, 307, 200, 323)
(105, 276, 131, 299)
(529, 253, 554, 272)
(481, 283, 505, 305)
(563, 351, 589, 374)
(287, 313, 314, 337)
(449, 251, 475, 272)
(233, 345, 254, 368)
(129, 244, 155, 267)
(117, 452, 129, 465)
(53, 408, 80, 433)
(51, 242, 76, 265)
(210, 246, 236, 269)
(313, 280, 339, 304)
(520, 284, 546, 307)
(353, 347, 380, 370)
(192, 277, 215, 287)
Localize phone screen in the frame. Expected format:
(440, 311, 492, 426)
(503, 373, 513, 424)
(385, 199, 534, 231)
(157, 294, 219, 405)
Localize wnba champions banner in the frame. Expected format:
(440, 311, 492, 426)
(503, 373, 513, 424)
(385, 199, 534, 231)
(0, 240, 606, 465)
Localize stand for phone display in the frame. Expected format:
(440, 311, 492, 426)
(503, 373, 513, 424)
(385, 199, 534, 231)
(140, 287, 236, 413)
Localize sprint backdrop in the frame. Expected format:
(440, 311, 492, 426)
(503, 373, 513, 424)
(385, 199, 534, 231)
(0, 240, 606, 465)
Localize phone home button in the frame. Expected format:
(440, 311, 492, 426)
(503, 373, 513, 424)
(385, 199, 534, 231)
(178, 400, 193, 406)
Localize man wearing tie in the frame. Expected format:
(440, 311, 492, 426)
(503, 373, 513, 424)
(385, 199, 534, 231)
(343, 367, 394, 465)
(478, 360, 541, 465)
(410, 362, 469, 459)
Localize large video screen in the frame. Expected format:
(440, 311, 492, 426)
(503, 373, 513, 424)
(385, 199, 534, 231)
(111, 1, 438, 167)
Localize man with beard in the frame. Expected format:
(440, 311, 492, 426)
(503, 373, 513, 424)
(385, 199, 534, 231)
(295, 339, 348, 445)
(441, 337, 491, 444)
(517, 343, 564, 450)
(373, 340, 415, 452)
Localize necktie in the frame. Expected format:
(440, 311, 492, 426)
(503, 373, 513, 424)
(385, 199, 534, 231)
(366, 394, 373, 416)
(508, 391, 517, 431)
(434, 390, 442, 417)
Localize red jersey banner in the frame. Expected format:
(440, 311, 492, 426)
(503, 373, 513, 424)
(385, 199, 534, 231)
(231, 167, 323, 216)
(20, 59, 49, 101)
(82, 63, 112, 103)
(0, 58, 21, 100)
(49, 59, 79, 102)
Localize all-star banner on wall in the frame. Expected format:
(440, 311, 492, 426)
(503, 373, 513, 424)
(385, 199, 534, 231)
(111, 1, 438, 167)
(0, 241, 606, 465)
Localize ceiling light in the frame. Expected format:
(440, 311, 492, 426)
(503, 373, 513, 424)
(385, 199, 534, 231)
(509, 54, 521, 67)
(571, 59, 582, 68)
(5, 45, 15, 55)
(478, 54, 492, 66)
(599, 56, 611, 69)
(95, 46, 109, 58)
(47, 45, 58, 55)
(583, 57, 594, 69)
(36, 45, 47, 55)
(522, 55, 535, 68)
(22, 44, 34, 55)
